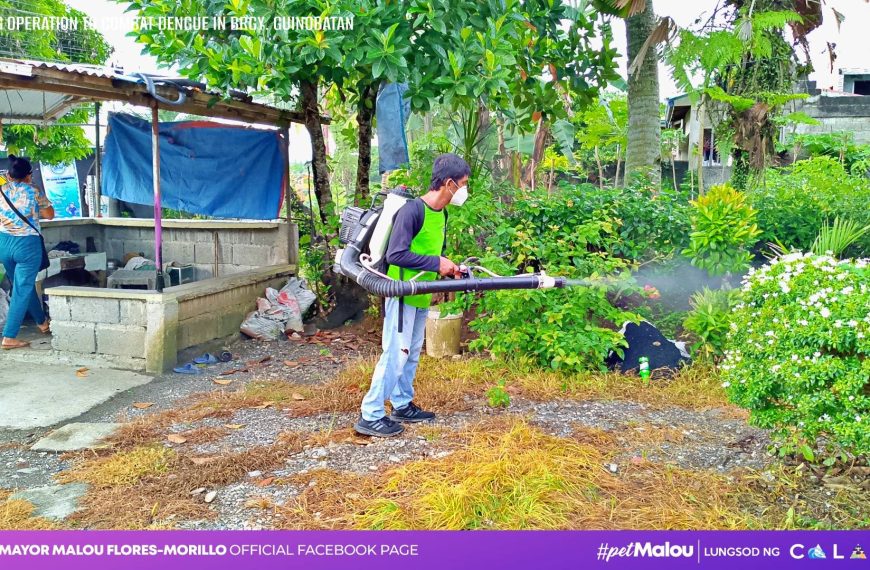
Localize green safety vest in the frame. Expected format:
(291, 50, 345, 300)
(387, 199, 446, 309)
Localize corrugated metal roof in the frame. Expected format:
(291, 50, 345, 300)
(0, 89, 77, 122)
(0, 57, 312, 126)
(24, 59, 122, 79)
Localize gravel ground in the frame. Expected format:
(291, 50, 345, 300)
(0, 323, 785, 529)
(0, 329, 380, 494)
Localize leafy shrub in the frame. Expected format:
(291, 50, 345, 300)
(445, 182, 687, 372)
(486, 380, 511, 408)
(683, 287, 739, 357)
(721, 252, 870, 458)
(471, 284, 633, 372)
(683, 184, 761, 275)
(465, 189, 639, 372)
(784, 132, 870, 176)
(748, 157, 870, 255)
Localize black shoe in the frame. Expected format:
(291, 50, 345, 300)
(354, 416, 405, 437)
(390, 402, 436, 423)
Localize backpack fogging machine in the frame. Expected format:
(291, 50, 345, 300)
(334, 187, 566, 296)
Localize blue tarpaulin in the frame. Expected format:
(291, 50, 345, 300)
(101, 113, 284, 219)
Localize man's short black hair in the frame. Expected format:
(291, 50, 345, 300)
(429, 153, 470, 191)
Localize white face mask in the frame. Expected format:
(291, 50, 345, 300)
(448, 182, 468, 206)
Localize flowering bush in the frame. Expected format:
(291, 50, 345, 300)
(721, 252, 870, 458)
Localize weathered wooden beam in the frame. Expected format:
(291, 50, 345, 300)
(0, 68, 324, 126)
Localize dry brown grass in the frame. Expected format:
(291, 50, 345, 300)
(0, 489, 59, 530)
(108, 357, 734, 453)
(275, 417, 764, 531)
(607, 463, 759, 529)
(335, 357, 733, 413)
(60, 446, 173, 487)
(63, 433, 303, 529)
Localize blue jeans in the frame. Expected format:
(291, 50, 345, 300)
(376, 82, 410, 174)
(0, 233, 46, 338)
(361, 297, 427, 421)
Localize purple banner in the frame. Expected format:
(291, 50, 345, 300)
(0, 531, 867, 569)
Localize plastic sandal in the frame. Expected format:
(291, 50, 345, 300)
(193, 353, 219, 365)
(173, 363, 202, 374)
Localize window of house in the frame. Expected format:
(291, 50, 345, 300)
(854, 80, 870, 96)
(702, 128, 720, 165)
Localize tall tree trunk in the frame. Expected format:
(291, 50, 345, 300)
(625, 0, 661, 187)
(355, 84, 376, 206)
(495, 114, 509, 178)
(614, 144, 622, 187)
(697, 103, 705, 195)
(594, 146, 604, 190)
(522, 118, 549, 188)
(300, 79, 332, 223)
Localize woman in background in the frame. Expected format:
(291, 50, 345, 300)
(0, 155, 55, 349)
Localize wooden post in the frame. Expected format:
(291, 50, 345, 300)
(281, 125, 291, 223)
(151, 104, 164, 291)
(94, 102, 102, 217)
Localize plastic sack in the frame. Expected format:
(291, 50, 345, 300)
(239, 310, 286, 341)
(239, 278, 316, 340)
(265, 287, 304, 332)
(279, 277, 317, 315)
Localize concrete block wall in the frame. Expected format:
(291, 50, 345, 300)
(175, 273, 288, 351)
(47, 264, 295, 372)
(103, 222, 297, 281)
(49, 294, 149, 367)
(793, 97, 870, 145)
(41, 223, 103, 252)
(794, 116, 870, 145)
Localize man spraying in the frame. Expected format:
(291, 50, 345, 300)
(355, 153, 470, 437)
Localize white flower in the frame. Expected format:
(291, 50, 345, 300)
(721, 382, 731, 388)
(848, 320, 858, 328)
(813, 351, 822, 358)
(841, 286, 854, 295)
(857, 416, 862, 423)
(834, 320, 843, 328)
(820, 307, 831, 318)
(791, 354, 799, 361)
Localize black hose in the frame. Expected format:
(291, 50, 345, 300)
(337, 244, 565, 296)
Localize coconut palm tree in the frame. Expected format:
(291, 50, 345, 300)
(595, 0, 663, 188)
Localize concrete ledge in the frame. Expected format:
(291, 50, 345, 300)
(166, 263, 296, 302)
(41, 217, 282, 230)
(0, 347, 146, 372)
(46, 287, 160, 300)
(45, 264, 296, 373)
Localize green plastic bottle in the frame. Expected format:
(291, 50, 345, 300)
(638, 357, 650, 381)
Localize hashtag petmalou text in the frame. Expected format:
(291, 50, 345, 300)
(597, 542, 694, 562)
